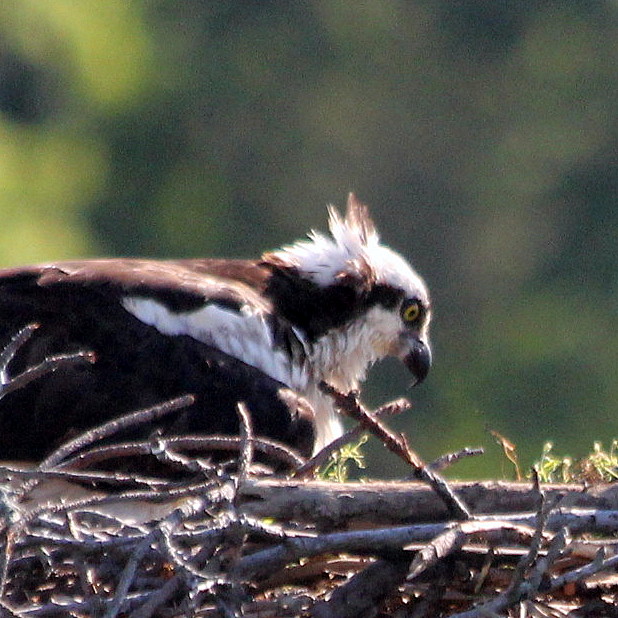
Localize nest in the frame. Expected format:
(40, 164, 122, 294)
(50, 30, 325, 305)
(1, 325, 618, 617)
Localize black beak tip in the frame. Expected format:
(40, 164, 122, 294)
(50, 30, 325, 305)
(404, 340, 432, 386)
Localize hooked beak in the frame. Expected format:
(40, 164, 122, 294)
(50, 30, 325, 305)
(402, 337, 432, 386)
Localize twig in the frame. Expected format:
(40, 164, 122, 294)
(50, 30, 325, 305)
(319, 383, 421, 467)
(448, 474, 557, 618)
(13, 479, 225, 529)
(39, 395, 196, 469)
(311, 558, 410, 618)
(293, 398, 410, 479)
(527, 526, 568, 592)
(5, 351, 97, 399)
(156, 518, 227, 590)
(232, 521, 460, 581)
(406, 519, 544, 581)
(155, 444, 215, 476)
(0, 463, 170, 489)
(15, 592, 151, 616)
(56, 434, 305, 472)
(0, 322, 96, 400)
(320, 382, 470, 520)
(507, 471, 546, 585)
(416, 468, 471, 521)
(549, 548, 618, 592)
(104, 533, 155, 618)
(428, 447, 485, 473)
(235, 402, 254, 494)
(0, 323, 40, 384)
(127, 576, 182, 618)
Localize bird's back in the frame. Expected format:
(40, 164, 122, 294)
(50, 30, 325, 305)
(0, 264, 315, 462)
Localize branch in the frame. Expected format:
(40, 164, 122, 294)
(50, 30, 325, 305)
(320, 383, 470, 520)
(238, 478, 618, 528)
(55, 434, 305, 472)
(39, 395, 195, 469)
(293, 397, 410, 479)
(0, 323, 96, 399)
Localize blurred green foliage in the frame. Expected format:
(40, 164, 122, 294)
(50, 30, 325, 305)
(1, 1, 618, 478)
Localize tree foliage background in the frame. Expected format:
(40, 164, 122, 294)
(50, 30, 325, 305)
(1, 1, 617, 478)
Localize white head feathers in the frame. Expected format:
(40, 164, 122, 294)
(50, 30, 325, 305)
(268, 193, 429, 304)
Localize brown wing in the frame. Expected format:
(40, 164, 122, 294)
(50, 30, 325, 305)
(0, 258, 271, 312)
(0, 259, 314, 464)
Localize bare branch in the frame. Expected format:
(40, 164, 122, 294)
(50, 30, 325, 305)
(103, 533, 154, 618)
(0, 323, 40, 381)
(0, 322, 96, 400)
(39, 394, 195, 469)
(293, 397, 410, 479)
(235, 402, 254, 493)
(55, 434, 305, 472)
(320, 382, 470, 520)
(428, 447, 485, 472)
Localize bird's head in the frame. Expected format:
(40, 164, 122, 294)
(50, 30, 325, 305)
(261, 194, 431, 391)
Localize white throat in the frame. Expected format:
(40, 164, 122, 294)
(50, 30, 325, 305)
(308, 305, 401, 390)
(301, 305, 404, 449)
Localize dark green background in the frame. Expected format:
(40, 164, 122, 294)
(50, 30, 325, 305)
(1, 1, 616, 478)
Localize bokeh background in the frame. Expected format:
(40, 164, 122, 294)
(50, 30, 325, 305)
(1, 1, 617, 478)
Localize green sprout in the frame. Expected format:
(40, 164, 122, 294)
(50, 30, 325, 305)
(319, 435, 368, 483)
(533, 441, 572, 483)
(533, 440, 618, 484)
(578, 440, 618, 482)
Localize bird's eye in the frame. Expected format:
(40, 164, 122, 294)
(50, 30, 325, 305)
(401, 299, 422, 324)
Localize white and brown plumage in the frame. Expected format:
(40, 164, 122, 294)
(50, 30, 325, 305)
(0, 194, 431, 462)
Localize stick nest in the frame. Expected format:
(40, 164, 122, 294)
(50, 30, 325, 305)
(1, 325, 618, 617)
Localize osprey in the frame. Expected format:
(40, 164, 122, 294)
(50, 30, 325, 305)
(0, 195, 431, 463)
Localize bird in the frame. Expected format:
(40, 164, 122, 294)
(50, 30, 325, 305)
(0, 194, 431, 465)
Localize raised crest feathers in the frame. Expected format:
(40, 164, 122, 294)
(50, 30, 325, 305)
(264, 194, 384, 287)
(344, 192, 378, 245)
(326, 193, 379, 255)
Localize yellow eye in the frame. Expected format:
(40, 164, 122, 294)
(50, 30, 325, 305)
(402, 300, 422, 323)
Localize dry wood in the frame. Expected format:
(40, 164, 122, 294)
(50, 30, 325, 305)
(238, 477, 618, 527)
(319, 382, 471, 520)
(2, 329, 618, 616)
(2, 472, 618, 617)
